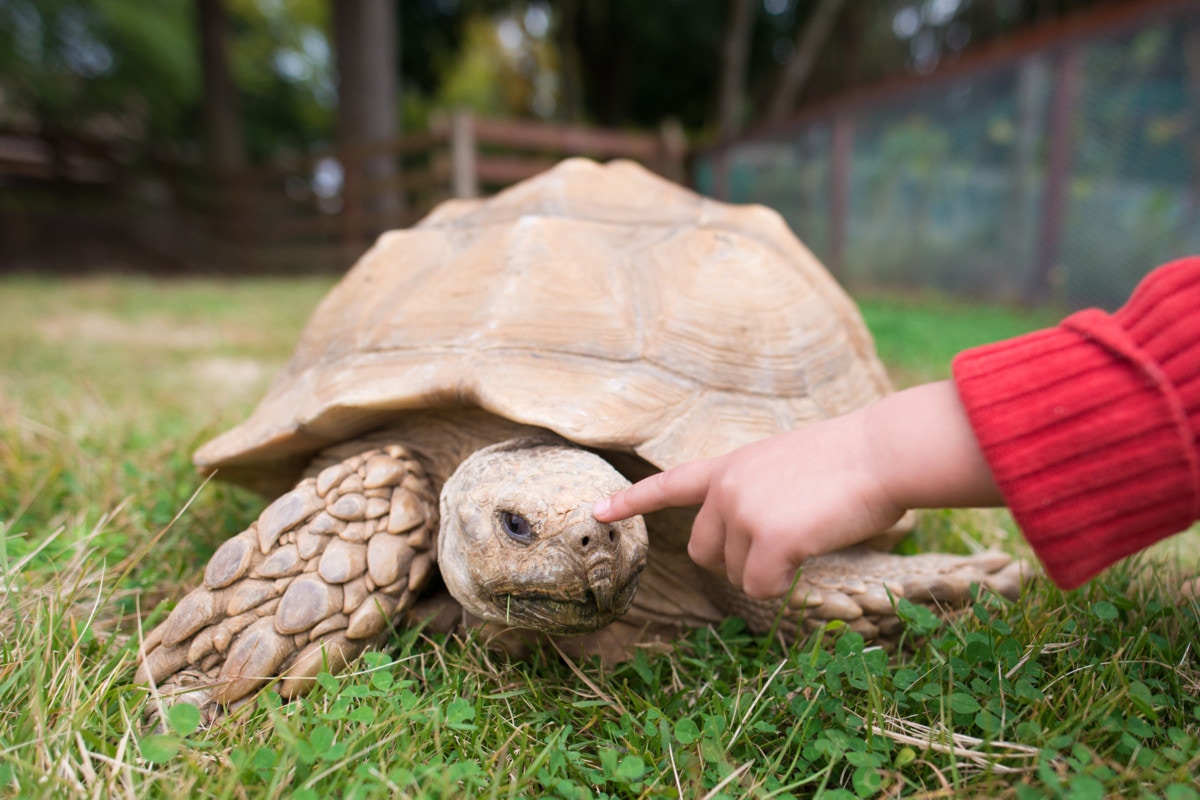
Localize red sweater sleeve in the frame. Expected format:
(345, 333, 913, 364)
(951, 256, 1200, 589)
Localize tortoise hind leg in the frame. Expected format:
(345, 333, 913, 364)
(713, 547, 1028, 643)
(136, 443, 439, 722)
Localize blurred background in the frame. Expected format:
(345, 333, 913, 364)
(1, 0, 1197, 309)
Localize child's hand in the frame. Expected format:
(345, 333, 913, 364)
(593, 412, 903, 599)
(593, 381, 1002, 599)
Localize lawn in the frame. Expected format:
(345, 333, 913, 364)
(1, 275, 1197, 799)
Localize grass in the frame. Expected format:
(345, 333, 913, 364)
(1, 275, 1198, 799)
(855, 292, 1060, 386)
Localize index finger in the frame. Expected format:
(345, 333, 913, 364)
(593, 458, 714, 521)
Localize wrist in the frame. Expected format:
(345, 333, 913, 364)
(863, 381, 1003, 512)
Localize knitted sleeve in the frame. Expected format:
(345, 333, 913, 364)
(951, 256, 1200, 589)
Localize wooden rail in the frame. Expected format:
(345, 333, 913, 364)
(1, 114, 687, 273)
(170, 112, 687, 271)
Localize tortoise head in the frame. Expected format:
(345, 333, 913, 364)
(437, 438, 649, 636)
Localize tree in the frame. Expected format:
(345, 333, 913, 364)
(0, 0, 200, 144)
(334, 0, 399, 213)
(196, 0, 244, 171)
(557, 0, 725, 130)
(765, 0, 846, 122)
(716, 0, 757, 140)
(334, 0, 397, 149)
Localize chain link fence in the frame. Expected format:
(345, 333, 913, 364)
(696, 1, 1200, 310)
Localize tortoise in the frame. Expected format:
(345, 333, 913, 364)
(136, 158, 1023, 718)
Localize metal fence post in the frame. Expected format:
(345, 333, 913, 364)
(828, 113, 855, 278)
(1028, 45, 1082, 304)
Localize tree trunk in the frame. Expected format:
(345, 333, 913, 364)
(196, 0, 244, 172)
(766, 0, 847, 122)
(334, 0, 400, 224)
(575, 2, 631, 127)
(556, 0, 585, 123)
(716, 0, 756, 141)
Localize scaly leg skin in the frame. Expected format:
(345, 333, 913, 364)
(136, 443, 438, 725)
(715, 547, 1028, 642)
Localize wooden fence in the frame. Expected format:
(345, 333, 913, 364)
(0, 114, 686, 273)
(159, 112, 688, 272)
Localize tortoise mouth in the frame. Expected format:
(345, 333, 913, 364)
(490, 575, 640, 636)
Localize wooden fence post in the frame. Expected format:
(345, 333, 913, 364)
(451, 109, 479, 198)
(657, 118, 687, 183)
(712, 146, 731, 201)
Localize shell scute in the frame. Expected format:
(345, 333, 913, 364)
(192, 159, 889, 481)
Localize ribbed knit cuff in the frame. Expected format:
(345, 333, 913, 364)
(952, 258, 1200, 589)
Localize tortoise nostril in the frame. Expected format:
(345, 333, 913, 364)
(578, 527, 618, 551)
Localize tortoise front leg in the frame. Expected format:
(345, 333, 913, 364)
(136, 444, 439, 720)
(714, 547, 1028, 642)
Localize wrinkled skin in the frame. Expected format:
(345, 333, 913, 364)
(136, 433, 651, 721)
(438, 440, 649, 635)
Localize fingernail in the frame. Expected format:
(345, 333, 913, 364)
(592, 497, 610, 517)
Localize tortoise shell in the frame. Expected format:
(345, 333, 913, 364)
(195, 158, 891, 482)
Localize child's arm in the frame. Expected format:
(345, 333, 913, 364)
(598, 257, 1200, 595)
(593, 380, 1003, 599)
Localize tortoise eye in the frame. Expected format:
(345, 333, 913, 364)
(499, 512, 533, 543)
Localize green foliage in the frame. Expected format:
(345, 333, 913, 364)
(1, 276, 1197, 797)
(225, 0, 334, 158)
(0, 0, 200, 138)
(0, 0, 331, 157)
(1, 0, 1142, 169)
(436, 13, 554, 119)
